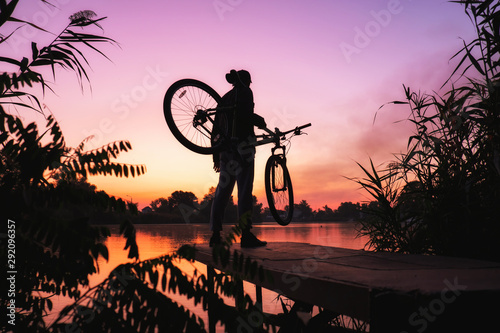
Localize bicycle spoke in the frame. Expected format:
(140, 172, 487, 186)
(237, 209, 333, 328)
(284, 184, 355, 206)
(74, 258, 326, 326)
(266, 156, 293, 225)
(168, 85, 218, 149)
(272, 172, 288, 211)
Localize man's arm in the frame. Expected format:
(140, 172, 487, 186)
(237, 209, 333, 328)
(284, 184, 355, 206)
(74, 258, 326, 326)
(252, 113, 267, 129)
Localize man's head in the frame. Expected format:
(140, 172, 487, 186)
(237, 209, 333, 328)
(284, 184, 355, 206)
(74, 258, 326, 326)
(226, 69, 252, 87)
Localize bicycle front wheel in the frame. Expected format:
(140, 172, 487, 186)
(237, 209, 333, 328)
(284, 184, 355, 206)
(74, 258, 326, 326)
(265, 155, 294, 225)
(163, 79, 222, 154)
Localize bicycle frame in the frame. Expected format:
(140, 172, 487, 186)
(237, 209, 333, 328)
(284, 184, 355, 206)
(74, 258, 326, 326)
(192, 109, 217, 140)
(165, 78, 310, 225)
(195, 106, 311, 152)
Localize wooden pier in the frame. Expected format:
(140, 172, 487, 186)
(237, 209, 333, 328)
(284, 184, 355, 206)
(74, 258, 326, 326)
(195, 242, 500, 332)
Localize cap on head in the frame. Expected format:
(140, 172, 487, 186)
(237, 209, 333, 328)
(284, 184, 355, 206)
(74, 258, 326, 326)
(226, 69, 252, 86)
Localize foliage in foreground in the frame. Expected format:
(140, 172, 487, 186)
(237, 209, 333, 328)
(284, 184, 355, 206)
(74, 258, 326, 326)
(353, 0, 500, 261)
(0, 3, 274, 332)
(0, 5, 147, 331)
(49, 218, 277, 332)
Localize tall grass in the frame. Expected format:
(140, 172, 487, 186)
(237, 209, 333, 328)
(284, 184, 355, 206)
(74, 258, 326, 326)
(353, 0, 500, 261)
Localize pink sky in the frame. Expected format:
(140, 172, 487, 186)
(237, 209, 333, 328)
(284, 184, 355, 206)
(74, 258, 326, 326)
(6, 0, 475, 210)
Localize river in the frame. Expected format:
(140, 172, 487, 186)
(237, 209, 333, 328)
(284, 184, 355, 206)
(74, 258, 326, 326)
(48, 222, 367, 330)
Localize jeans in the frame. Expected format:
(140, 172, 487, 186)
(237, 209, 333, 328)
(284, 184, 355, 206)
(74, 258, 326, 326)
(210, 149, 255, 232)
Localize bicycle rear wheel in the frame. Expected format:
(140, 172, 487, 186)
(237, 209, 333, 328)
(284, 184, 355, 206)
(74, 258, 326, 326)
(163, 79, 222, 154)
(265, 154, 294, 225)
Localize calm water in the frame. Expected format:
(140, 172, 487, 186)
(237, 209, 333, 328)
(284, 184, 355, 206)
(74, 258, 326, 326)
(48, 222, 367, 329)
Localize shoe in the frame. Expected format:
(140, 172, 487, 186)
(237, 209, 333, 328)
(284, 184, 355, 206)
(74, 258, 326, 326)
(241, 231, 267, 248)
(209, 232, 221, 247)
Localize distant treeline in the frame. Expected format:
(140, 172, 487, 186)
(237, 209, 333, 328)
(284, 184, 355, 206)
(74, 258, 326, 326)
(132, 188, 366, 224)
(70, 181, 368, 225)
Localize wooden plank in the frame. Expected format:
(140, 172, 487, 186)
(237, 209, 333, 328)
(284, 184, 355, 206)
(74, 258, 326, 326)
(194, 242, 500, 331)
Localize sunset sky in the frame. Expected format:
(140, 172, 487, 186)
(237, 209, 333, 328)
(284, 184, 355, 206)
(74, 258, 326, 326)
(6, 0, 475, 210)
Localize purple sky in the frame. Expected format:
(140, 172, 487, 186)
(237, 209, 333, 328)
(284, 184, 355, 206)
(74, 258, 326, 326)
(6, 0, 475, 209)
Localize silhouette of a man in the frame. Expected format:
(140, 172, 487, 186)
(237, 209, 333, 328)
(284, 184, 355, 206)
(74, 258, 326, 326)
(209, 69, 267, 247)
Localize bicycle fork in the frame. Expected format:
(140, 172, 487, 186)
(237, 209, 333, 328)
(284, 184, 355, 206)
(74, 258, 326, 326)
(271, 146, 288, 192)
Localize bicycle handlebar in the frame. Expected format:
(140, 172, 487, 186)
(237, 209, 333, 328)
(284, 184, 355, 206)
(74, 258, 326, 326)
(202, 104, 311, 141)
(262, 123, 311, 137)
(291, 122, 311, 133)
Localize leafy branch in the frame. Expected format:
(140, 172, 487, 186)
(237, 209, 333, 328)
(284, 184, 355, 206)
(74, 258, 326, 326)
(0, 8, 118, 114)
(49, 215, 274, 332)
(0, 6, 145, 331)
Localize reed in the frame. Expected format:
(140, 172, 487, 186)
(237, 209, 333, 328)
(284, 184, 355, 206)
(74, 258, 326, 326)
(353, 0, 500, 261)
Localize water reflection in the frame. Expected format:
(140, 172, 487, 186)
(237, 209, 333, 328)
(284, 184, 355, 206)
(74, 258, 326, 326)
(49, 222, 367, 329)
(253, 222, 365, 249)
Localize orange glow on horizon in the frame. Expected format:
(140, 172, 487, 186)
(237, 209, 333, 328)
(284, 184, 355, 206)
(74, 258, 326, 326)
(10, 0, 475, 215)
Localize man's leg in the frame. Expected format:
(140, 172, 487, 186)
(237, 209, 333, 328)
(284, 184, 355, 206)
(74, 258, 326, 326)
(237, 151, 267, 248)
(236, 152, 255, 229)
(209, 153, 236, 246)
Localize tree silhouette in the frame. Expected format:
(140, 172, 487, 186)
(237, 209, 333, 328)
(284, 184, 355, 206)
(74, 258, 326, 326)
(169, 190, 198, 209)
(1, 4, 272, 332)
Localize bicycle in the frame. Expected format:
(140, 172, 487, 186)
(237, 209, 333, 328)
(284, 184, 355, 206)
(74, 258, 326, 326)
(163, 78, 311, 225)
